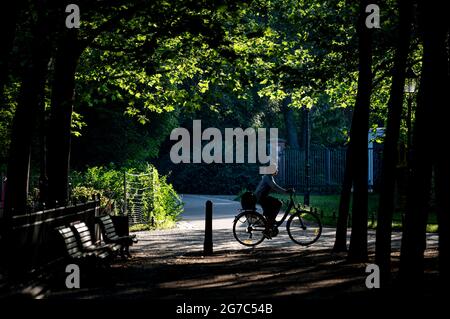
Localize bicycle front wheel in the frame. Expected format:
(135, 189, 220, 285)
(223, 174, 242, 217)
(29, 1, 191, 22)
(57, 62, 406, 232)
(287, 210, 322, 246)
(233, 211, 267, 247)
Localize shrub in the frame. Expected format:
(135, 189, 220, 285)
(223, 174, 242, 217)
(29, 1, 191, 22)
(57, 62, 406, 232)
(71, 164, 183, 229)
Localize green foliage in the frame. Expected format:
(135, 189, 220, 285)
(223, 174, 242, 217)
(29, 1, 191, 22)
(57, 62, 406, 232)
(151, 170, 184, 226)
(129, 223, 152, 232)
(71, 164, 183, 229)
(0, 0, 424, 202)
(1, 0, 402, 176)
(72, 166, 123, 196)
(71, 112, 87, 138)
(0, 83, 19, 172)
(72, 0, 363, 150)
(71, 185, 109, 207)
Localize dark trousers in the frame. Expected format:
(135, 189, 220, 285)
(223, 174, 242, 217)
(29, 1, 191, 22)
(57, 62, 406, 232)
(259, 196, 282, 226)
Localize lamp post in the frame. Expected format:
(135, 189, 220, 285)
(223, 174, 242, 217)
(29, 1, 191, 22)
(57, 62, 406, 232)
(404, 67, 417, 164)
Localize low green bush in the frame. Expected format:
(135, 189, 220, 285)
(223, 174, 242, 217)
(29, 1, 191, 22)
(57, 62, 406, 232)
(71, 164, 183, 229)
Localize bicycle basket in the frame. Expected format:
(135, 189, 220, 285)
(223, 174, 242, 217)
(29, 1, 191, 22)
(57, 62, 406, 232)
(240, 191, 256, 210)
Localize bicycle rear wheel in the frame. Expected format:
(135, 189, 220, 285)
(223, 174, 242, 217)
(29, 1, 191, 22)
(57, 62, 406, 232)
(233, 211, 267, 247)
(287, 210, 322, 246)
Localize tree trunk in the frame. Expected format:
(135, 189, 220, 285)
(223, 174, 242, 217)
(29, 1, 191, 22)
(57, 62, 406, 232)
(47, 30, 81, 206)
(399, 0, 437, 287)
(281, 95, 300, 149)
(0, 0, 23, 103)
(4, 3, 53, 215)
(333, 143, 353, 252)
(38, 86, 49, 205)
(375, 0, 413, 280)
(435, 147, 450, 286)
(428, 2, 450, 286)
(45, 2, 142, 206)
(348, 0, 373, 262)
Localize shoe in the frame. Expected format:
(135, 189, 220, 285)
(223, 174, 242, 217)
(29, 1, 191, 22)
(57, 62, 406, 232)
(263, 229, 272, 239)
(270, 227, 279, 237)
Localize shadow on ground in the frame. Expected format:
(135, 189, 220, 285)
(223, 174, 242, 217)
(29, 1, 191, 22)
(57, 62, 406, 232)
(45, 228, 440, 301)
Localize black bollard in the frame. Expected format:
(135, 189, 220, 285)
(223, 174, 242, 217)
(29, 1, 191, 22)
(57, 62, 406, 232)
(204, 200, 213, 256)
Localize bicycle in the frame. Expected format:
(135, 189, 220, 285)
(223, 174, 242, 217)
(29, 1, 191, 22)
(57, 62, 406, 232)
(232, 192, 322, 247)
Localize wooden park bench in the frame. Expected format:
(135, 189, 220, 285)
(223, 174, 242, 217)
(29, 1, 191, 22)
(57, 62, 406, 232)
(55, 224, 115, 287)
(55, 225, 111, 267)
(96, 215, 138, 258)
(71, 221, 121, 258)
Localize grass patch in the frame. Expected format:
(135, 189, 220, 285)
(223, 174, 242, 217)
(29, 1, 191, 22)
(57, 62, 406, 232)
(129, 219, 177, 233)
(129, 223, 152, 232)
(426, 224, 438, 233)
(269, 193, 438, 233)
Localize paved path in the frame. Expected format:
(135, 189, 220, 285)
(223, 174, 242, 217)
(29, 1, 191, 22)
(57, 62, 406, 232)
(176, 194, 241, 230)
(133, 194, 438, 255)
(135, 194, 336, 255)
(46, 195, 439, 299)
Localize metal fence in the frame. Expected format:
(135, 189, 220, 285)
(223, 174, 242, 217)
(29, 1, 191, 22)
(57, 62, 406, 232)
(277, 146, 346, 192)
(277, 146, 382, 193)
(124, 171, 155, 226)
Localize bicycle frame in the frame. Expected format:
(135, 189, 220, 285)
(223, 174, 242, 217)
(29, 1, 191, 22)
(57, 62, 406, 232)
(234, 193, 322, 246)
(273, 193, 299, 227)
(238, 193, 303, 227)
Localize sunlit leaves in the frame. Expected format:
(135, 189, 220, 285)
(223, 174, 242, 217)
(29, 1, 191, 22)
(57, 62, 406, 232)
(70, 0, 397, 147)
(198, 80, 210, 93)
(71, 112, 86, 137)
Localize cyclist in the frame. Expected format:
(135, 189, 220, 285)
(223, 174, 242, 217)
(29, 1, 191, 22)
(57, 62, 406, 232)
(255, 166, 294, 236)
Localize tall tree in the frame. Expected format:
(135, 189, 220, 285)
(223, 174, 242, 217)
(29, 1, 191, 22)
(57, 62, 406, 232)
(46, 28, 81, 205)
(399, 0, 450, 287)
(375, 0, 413, 280)
(45, 1, 248, 204)
(46, 2, 143, 205)
(434, 11, 450, 286)
(333, 143, 352, 252)
(0, 0, 23, 105)
(347, 0, 374, 261)
(399, 0, 437, 286)
(4, 0, 54, 214)
(435, 107, 450, 285)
